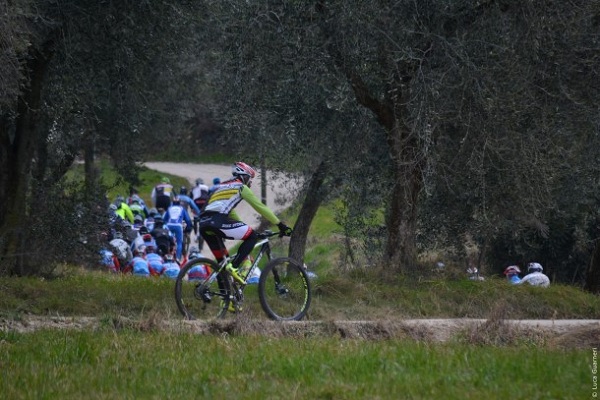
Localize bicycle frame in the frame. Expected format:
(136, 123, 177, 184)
(201, 232, 274, 286)
(227, 236, 274, 285)
(241, 237, 272, 282)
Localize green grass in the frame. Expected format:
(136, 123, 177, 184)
(0, 331, 590, 399)
(0, 272, 179, 318)
(308, 272, 600, 321)
(63, 159, 190, 206)
(306, 203, 341, 238)
(1, 268, 598, 322)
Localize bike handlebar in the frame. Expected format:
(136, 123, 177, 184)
(256, 230, 291, 239)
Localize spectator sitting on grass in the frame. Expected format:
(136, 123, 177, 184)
(518, 262, 550, 287)
(503, 265, 521, 284)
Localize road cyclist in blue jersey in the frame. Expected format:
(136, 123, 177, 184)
(164, 196, 193, 262)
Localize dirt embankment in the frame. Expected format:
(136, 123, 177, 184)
(2, 316, 599, 347)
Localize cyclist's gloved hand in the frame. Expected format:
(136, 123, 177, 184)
(277, 222, 293, 237)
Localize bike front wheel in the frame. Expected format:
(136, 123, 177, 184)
(175, 257, 231, 320)
(258, 257, 311, 321)
(183, 233, 191, 255)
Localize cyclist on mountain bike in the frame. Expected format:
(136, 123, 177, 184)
(114, 196, 135, 224)
(150, 216, 175, 258)
(199, 161, 293, 283)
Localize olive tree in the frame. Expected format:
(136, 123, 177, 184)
(198, 0, 600, 277)
(0, 1, 210, 275)
(198, 1, 391, 265)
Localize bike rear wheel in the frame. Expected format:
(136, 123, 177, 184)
(175, 257, 231, 320)
(196, 234, 205, 252)
(258, 257, 311, 321)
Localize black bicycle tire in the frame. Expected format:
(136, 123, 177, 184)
(258, 257, 311, 321)
(196, 235, 205, 252)
(183, 233, 191, 256)
(174, 257, 231, 320)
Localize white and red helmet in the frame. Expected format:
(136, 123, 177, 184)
(503, 265, 521, 276)
(232, 162, 256, 179)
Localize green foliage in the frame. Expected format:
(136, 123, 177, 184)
(45, 1, 213, 162)
(0, 331, 589, 399)
(4, 0, 600, 282)
(201, 0, 600, 277)
(0, 1, 30, 109)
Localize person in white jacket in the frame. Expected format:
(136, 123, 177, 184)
(518, 262, 550, 287)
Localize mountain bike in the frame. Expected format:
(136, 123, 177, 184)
(174, 230, 312, 321)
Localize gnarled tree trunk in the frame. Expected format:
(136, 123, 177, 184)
(348, 70, 423, 273)
(584, 238, 600, 294)
(288, 160, 329, 265)
(0, 39, 55, 275)
(385, 155, 422, 272)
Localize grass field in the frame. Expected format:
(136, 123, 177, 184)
(0, 330, 592, 399)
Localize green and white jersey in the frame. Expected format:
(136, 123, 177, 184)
(204, 179, 280, 225)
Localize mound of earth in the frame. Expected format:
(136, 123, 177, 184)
(2, 316, 598, 347)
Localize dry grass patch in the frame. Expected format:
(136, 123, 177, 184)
(549, 326, 600, 349)
(461, 317, 554, 346)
